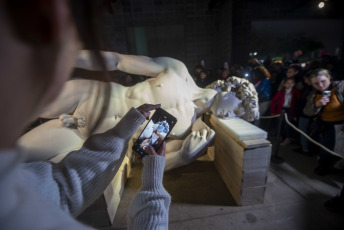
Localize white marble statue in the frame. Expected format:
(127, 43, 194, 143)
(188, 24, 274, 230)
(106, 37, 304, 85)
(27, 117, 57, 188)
(19, 51, 259, 171)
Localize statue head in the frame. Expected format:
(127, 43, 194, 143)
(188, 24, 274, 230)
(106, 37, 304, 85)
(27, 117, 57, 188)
(207, 76, 259, 122)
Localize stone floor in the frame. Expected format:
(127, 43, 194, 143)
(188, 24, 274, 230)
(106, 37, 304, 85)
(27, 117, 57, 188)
(78, 136, 344, 230)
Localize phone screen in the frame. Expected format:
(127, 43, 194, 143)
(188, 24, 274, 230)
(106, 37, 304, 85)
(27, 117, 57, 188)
(132, 108, 177, 157)
(323, 90, 331, 98)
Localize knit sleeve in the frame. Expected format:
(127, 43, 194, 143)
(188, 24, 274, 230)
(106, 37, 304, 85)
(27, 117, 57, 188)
(127, 155, 171, 230)
(22, 107, 145, 217)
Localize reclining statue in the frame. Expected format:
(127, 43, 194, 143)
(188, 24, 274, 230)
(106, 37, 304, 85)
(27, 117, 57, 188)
(19, 51, 259, 171)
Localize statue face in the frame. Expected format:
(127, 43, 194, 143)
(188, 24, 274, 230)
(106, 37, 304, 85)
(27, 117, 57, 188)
(207, 77, 259, 122)
(210, 91, 242, 119)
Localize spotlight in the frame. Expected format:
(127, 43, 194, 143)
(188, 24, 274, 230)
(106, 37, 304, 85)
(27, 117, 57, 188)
(318, 1, 325, 8)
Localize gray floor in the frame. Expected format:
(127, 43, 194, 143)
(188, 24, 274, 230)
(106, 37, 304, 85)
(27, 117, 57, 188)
(110, 137, 344, 230)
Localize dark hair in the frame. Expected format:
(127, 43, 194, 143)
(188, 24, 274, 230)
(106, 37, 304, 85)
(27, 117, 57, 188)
(253, 66, 271, 81)
(288, 65, 302, 73)
(280, 77, 296, 90)
(283, 77, 295, 84)
(272, 62, 283, 69)
(308, 60, 321, 71)
(195, 64, 203, 70)
(5, 0, 115, 135)
(200, 70, 208, 75)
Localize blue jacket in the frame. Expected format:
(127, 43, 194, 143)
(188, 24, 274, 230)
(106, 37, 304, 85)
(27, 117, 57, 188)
(255, 78, 271, 102)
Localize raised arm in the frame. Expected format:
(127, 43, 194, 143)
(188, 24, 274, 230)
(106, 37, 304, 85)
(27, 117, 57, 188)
(75, 50, 186, 78)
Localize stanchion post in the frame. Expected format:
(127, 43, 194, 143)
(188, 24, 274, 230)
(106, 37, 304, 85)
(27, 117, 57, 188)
(271, 110, 285, 164)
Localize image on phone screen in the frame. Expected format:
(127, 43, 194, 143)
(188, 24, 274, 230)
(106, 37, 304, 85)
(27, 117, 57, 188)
(322, 90, 331, 98)
(133, 108, 177, 157)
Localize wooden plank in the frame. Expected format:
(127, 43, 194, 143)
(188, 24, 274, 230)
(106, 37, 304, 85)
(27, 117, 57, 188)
(213, 123, 245, 168)
(242, 167, 269, 188)
(197, 146, 215, 162)
(214, 124, 271, 169)
(214, 159, 241, 205)
(215, 147, 268, 189)
(214, 159, 267, 205)
(214, 121, 270, 188)
(242, 146, 272, 169)
(243, 139, 271, 149)
(215, 147, 243, 188)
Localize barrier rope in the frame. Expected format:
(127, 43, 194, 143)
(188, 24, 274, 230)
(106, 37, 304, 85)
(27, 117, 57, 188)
(260, 113, 344, 159)
(259, 114, 280, 119)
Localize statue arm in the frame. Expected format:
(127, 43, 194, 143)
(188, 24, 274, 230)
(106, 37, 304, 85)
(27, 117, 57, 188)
(75, 50, 185, 78)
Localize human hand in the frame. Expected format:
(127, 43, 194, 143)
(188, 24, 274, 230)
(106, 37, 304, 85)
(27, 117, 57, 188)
(145, 141, 166, 157)
(136, 103, 161, 120)
(315, 97, 330, 108)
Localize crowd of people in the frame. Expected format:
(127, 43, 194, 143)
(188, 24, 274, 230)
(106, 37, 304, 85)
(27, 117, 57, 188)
(192, 53, 344, 213)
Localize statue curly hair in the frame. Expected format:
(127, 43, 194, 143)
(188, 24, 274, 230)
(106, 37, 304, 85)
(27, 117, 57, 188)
(206, 76, 259, 122)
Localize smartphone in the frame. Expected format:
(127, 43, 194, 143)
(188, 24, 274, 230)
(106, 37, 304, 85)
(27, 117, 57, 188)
(322, 90, 331, 98)
(132, 108, 177, 157)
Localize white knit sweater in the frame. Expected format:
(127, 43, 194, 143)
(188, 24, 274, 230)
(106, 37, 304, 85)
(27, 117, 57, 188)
(0, 108, 170, 229)
(128, 156, 170, 230)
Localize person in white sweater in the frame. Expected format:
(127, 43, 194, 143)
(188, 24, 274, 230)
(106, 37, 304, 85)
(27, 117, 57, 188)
(0, 1, 170, 230)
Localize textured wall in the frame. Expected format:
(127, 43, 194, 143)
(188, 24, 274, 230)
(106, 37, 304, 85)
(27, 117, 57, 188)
(231, 0, 344, 65)
(99, 0, 233, 72)
(98, 0, 343, 70)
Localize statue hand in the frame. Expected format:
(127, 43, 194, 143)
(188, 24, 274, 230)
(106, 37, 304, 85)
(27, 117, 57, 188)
(180, 128, 215, 162)
(136, 103, 161, 120)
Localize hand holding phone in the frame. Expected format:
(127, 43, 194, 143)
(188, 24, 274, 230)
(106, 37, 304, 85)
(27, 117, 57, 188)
(316, 91, 331, 107)
(145, 141, 166, 157)
(136, 103, 161, 120)
(322, 90, 331, 98)
(133, 108, 177, 157)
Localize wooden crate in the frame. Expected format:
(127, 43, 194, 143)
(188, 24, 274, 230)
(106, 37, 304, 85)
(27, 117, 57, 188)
(209, 115, 271, 206)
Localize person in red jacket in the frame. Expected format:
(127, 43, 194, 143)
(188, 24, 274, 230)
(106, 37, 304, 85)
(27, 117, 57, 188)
(271, 77, 301, 146)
